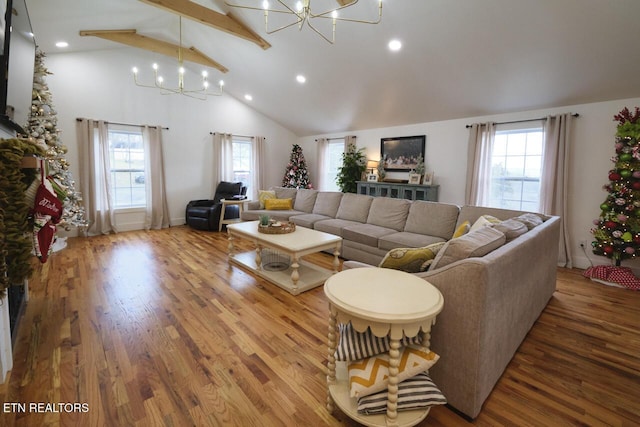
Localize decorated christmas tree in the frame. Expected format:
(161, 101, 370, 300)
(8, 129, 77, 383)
(282, 144, 313, 189)
(591, 107, 640, 266)
(22, 50, 86, 230)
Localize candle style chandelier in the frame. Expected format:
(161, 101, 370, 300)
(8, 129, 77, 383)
(224, 0, 383, 44)
(132, 17, 224, 100)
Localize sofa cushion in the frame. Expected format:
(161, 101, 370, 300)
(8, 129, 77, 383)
(378, 232, 445, 252)
(357, 371, 447, 415)
(273, 186, 298, 203)
(404, 201, 460, 240)
(258, 190, 276, 209)
(379, 242, 446, 273)
(335, 322, 423, 362)
(314, 218, 363, 237)
(366, 197, 411, 231)
(290, 213, 332, 229)
(265, 198, 293, 210)
(293, 189, 318, 213)
(429, 226, 506, 271)
(312, 192, 343, 217)
(342, 223, 396, 247)
(241, 209, 301, 221)
(336, 193, 374, 223)
(348, 345, 440, 398)
(493, 218, 528, 241)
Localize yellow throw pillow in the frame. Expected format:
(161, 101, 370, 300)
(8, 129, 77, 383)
(265, 198, 293, 210)
(453, 220, 470, 238)
(379, 242, 446, 273)
(258, 190, 276, 209)
(348, 345, 440, 398)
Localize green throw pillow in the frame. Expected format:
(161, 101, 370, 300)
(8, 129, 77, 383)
(379, 242, 446, 273)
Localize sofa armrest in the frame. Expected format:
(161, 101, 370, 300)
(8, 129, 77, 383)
(246, 201, 261, 210)
(342, 260, 374, 270)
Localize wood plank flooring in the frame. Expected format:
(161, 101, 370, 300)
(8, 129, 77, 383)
(1, 226, 638, 426)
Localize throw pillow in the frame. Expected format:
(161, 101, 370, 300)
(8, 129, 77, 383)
(264, 198, 293, 210)
(378, 242, 446, 273)
(335, 323, 424, 362)
(348, 345, 440, 398)
(357, 371, 447, 415)
(429, 227, 506, 271)
(258, 190, 276, 209)
(493, 218, 528, 241)
(469, 214, 501, 232)
(513, 213, 544, 230)
(452, 221, 470, 238)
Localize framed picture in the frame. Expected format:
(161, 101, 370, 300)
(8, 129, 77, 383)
(408, 173, 421, 184)
(380, 135, 426, 171)
(367, 173, 378, 182)
(423, 172, 434, 185)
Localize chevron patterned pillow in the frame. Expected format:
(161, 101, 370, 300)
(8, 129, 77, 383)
(357, 371, 447, 415)
(348, 345, 440, 398)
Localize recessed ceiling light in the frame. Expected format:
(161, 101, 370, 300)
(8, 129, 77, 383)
(55, 41, 69, 48)
(388, 39, 402, 51)
(296, 74, 306, 84)
(244, 94, 253, 101)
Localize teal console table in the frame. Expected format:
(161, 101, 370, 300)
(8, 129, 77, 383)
(356, 181, 439, 201)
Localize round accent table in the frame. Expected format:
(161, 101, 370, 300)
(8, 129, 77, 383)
(324, 268, 444, 427)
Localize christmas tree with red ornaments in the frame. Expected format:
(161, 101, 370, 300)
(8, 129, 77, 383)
(592, 107, 640, 266)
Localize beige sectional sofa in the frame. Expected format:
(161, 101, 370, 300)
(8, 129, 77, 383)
(241, 187, 561, 419)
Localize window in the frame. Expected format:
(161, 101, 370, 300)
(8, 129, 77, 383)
(488, 125, 543, 211)
(232, 137, 253, 197)
(107, 128, 146, 208)
(323, 139, 345, 192)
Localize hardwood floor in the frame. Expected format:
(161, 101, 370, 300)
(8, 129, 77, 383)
(1, 226, 638, 426)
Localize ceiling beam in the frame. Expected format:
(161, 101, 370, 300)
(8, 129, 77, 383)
(138, 0, 271, 50)
(79, 29, 229, 73)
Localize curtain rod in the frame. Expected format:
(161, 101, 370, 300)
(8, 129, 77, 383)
(209, 132, 256, 139)
(465, 113, 579, 128)
(314, 136, 356, 141)
(76, 118, 168, 130)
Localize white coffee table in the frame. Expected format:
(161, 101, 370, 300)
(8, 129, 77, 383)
(226, 221, 342, 295)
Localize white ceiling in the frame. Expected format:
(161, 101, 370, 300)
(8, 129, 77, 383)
(25, 0, 640, 136)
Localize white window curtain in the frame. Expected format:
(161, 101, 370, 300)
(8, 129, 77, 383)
(212, 132, 234, 193)
(252, 136, 266, 200)
(76, 118, 116, 235)
(541, 113, 574, 268)
(465, 122, 496, 206)
(316, 137, 328, 190)
(345, 135, 356, 150)
(142, 126, 170, 230)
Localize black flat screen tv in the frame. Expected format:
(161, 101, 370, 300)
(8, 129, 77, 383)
(0, 0, 36, 135)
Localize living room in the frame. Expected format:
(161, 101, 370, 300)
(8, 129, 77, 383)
(1, 0, 639, 426)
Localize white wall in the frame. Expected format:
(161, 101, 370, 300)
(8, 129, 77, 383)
(45, 48, 297, 230)
(298, 97, 640, 271)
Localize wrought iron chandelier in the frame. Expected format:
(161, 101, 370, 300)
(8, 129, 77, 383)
(224, 0, 383, 44)
(132, 17, 224, 100)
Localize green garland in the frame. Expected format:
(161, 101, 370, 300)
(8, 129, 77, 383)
(0, 138, 44, 298)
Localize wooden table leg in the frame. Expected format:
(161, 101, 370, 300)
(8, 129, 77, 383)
(386, 337, 401, 427)
(290, 255, 300, 294)
(255, 244, 262, 270)
(326, 306, 337, 413)
(332, 243, 340, 273)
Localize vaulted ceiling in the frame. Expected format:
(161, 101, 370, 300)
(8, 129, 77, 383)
(26, 0, 640, 136)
